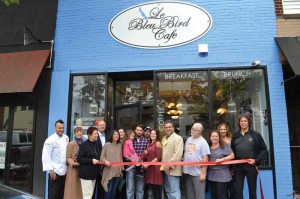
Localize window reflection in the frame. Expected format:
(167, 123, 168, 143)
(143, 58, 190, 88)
(69, 69, 271, 167)
(157, 71, 209, 139)
(115, 81, 154, 105)
(212, 69, 270, 166)
(70, 75, 106, 139)
(9, 106, 34, 193)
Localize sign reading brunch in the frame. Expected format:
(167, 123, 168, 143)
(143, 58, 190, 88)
(109, 1, 212, 49)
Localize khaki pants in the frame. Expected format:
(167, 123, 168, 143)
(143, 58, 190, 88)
(80, 179, 96, 199)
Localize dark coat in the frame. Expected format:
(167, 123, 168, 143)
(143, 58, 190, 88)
(77, 139, 102, 180)
(231, 129, 267, 166)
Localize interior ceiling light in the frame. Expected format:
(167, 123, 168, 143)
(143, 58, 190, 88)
(166, 81, 184, 119)
(217, 107, 227, 115)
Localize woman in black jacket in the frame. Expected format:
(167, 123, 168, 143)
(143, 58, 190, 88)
(231, 113, 267, 199)
(77, 126, 102, 199)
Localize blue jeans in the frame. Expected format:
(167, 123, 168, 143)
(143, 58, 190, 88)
(104, 177, 120, 199)
(126, 168, 145, 199)
(164, 173, 181, 199)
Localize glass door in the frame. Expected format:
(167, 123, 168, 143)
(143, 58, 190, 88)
(0, 105, 35, 193)
(114, 103, 141, 130)
(9, 106, 35, 192)
(112, 78, 154, 130)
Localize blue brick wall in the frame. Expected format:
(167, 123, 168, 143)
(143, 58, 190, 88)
(48, 0, 293, 198)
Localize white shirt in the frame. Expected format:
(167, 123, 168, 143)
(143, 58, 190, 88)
(99, 131, 106, 147)
(42, 132, 69, 176)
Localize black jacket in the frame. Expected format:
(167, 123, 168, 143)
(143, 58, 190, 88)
(77, 139, 102, 180)
(231, 129, 267, 166)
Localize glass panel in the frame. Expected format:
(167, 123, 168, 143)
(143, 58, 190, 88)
(0, 106, 9, 185)
(291, 147, 300, 191)
(70, 75, 106, 140)
(9, 106, 34, 192)
(211, 69, 271, 166)
(157, 71, 209, 140)
(285, 72, 300, 190)
(115, 106, 140, 130)
(115, 81, 154, 105)
(142, 106, 154, 128)
(107, 77, 114, 133)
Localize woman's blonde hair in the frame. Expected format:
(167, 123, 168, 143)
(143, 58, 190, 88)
(217, 123, 232, 138)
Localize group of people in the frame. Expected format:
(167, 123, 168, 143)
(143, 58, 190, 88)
(42, 112, 267, 199)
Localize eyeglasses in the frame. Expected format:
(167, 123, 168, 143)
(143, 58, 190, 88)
(191, 128, 200, 132)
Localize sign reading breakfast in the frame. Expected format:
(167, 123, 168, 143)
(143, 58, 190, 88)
(109, 1, 212, 49)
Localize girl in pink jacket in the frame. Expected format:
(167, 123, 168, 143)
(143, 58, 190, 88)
(123, 129, 139, 162)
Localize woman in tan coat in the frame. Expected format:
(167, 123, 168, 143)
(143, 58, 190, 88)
(101, 130, 124, 199)
(64, 127, 85, 199)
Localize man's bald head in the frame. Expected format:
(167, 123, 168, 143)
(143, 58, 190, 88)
(191, 123, 204, 138)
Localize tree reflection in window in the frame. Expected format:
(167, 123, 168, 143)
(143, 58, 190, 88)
(70, 75, 106, 139)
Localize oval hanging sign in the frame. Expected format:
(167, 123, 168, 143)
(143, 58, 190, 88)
(109, 1, 212, 49)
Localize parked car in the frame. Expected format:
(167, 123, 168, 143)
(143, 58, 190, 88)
(0, 184, 41, 199)
(0, 131, 32, 166)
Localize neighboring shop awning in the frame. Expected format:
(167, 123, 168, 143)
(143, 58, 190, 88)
(275, 37, 300, 75)
(0, 50, 50, 93)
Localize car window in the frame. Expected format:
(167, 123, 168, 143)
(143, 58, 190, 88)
(0, 131, 7, 142)
(19, 133, 27, 143)
(27, 134, 32, 142)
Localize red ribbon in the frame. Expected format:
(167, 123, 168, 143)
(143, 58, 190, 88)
(98, 159, 264, 198)
(98, 159, 250, 166)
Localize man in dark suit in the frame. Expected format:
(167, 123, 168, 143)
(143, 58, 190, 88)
(96, 119, 110, 147)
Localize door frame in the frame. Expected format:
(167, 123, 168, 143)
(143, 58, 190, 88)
(0, 104, 36, 192)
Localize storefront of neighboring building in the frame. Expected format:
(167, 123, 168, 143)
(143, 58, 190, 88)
(275, 0, 300, 196)
(0, 0, 57, 197)
(48, 0, 293, 198)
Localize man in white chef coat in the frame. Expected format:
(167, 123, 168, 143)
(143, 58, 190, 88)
(42, 119, 69, 199)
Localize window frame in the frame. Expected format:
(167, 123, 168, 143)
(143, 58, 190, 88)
(282, 0, 300, 15)
(67, 72, 108, 139)
(154, 66, 274, 169)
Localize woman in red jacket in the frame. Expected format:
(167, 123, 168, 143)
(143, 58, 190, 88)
(143, 129, 163, 199)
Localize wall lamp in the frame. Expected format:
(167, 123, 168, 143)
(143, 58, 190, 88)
(23, 27, 54, 68)
(252, 60, 261, 67)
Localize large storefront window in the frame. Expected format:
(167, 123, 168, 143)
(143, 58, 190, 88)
(211, 69, 270, 166)
(70, 74, 106, 139)
(156, 71, 209, 139)
(69, 68, 271, 166)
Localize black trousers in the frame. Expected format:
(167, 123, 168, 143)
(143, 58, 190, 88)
(150, 184, 162, 199)
(209, 180, 229, 199)
(234, 164, 257, 199)
(48, 174, 65, 199)
(229, 179, 235, 199)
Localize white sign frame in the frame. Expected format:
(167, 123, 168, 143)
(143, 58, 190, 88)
(109, 1, 212, 49)
(0, 142, 6, 169)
